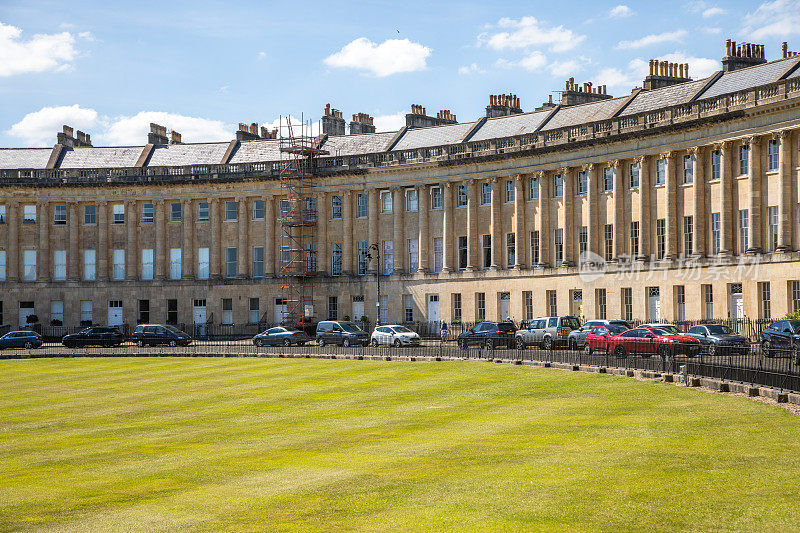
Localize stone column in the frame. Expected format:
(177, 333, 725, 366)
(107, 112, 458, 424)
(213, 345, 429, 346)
(692, 146, 706, 257)
(393, 188, 404, 273)
(778, 130, 793, 252)
(317, 192, 328, 275)
(238, 197, 248, 277)
(719, 143, 733, 256)
(265, 195, 275, 276)
(127, 200, 138, 280)
(418, 184, 429, 272)
(443, 183, 454, 272)
(368, 188, 379, 250)
(664, 152, 678, 259)
(747, 136, 763, 254)
(513, 175, 526, 269)
(466, 180, 478, 270)
(68, 202, 79, 281)
(7, 202, 18, 281)
(563, 168, 574, 267)
(97, 201, 108, 281)
(490, 178, 501, 268)
(182, 198, 193, 278)
(38, 201, 49, 281)
(586, 165, 598, 257)
(342, 191, 353, 274)
(210, 198, 221, 278)
(612, 160, 625, 260)
(537, 171, 550, 267)
(637, 156, 650, 261)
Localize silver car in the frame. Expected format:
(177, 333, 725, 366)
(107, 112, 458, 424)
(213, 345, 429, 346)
(516, 316, 581, 350)
(371, 325, 421, 347)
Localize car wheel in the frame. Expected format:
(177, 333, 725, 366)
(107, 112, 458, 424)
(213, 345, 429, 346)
(343, 338, 350, 347)
(24, 341, 32, 349)
(584, 344, 593, 355)
(458, 339, 466, 350)
(515, 337, 525, 350)
(318, 339, 325, 347)
(169, 340, 177, 347)
(484, 339, 494, 350)
(372, 339, 379, 347)
(763, 341, 773, 358)
(658, 345, 671, 359)
(614, 345, 626, 358)
(394, 339, 402, 348)
(283, 338, 292, 347)
(543, 337, 553, 351)
(136, 340, 144, 347)
(708, 344, 717, 356)
(256, 339, 264, 347)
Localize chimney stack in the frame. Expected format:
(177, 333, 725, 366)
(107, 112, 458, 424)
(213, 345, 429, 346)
(405, 104, 458, 128)
(722, 38, 767, 71)
(170, 131, 182, 144)
(642, 60, 692, 91)
(148, 123, 169, 145)
(559, 80, 613, 106)
(237, 122, 277, 141)
(349, 112, 376, 134)
(485, 93, 523, 117)
(322, 103, 346, 136)
(57, 124, 93, 148)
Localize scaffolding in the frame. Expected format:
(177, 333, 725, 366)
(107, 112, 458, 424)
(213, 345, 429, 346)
(278, 118, 327, 328)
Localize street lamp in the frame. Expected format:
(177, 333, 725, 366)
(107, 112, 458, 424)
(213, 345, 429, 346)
(365, 243, 381, 326)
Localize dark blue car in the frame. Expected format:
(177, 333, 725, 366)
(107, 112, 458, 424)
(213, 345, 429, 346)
(0, 330, 43, 350)
(760, 319, 800, 362)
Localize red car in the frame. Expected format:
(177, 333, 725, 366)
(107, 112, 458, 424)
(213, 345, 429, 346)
(608, 327, 701, 358)
(584, 324, 629, 355)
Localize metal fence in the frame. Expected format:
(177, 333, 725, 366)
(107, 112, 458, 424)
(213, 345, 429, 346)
(3, 336, 800, 395)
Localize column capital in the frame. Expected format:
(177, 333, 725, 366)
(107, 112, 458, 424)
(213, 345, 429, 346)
(583, 163, 594, 172)
(712, 141, 726, 152)
(443, 181, 452, 189)
(489, 177, 498, 183)
(743, 135, 759, 146)
(779, 129, 792, 140)
(690, 145, 703, 156)
(558, 167, 569, 174)
(535, 170, 545, 179)
(659, 150, 673, 159)
(635, 155, 647, 165)
(611, 159, 622, 168)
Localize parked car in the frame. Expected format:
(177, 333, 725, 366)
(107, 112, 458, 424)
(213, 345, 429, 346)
(515, 316, 581, 349)
(609, 327, 701, 358)
(760, 319, 800, 361)
(686, 324, 750, 355)
(639, 323, 681, 334)
(0, 330, 43, 350)
(253, 327, 311, 347)
(62, 326, 125, 348)
(568, 320, 632, 350)
(315, 321, 370, 347)
(131, 324, 192, 347)
(371, 325, 421, 347)
(457, 322, 516, 349)
(583, 324, 630, 355)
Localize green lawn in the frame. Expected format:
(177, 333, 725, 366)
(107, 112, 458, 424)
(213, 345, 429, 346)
(1, 358, 800, 532)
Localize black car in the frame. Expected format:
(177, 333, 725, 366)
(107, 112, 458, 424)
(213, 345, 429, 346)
(62, 326, 125, 348)
(131, 324, 192, 347)
(253, 327, 311, 347)
(315, 321, 370, 347)
(457, 322, 517, 349)
(686, 324, 750, 356)
(760, 319, 800, 361)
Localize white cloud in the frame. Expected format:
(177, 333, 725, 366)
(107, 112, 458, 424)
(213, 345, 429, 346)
(480, 16, 585, 53)
(616, 30, 687, 49)
(373, 112, 406, 133)
(548, 59, 583, 77)
(495, 51, 547, 72)
(324, 37, 431, 77)
(0, 21, 79, 77)
(257, 51, 266, 60)
(628, 52, 718, 81)
(702, 7, 726, 17)
(458, 62, 484, 75)
(6, 105, 98, 146)
(743, 0, 800, 39)
(103, 111, 232, 145)
(596, 67, 636, 90)
(704, 27, 722, 34)
(609, 5, 634, 18)
(77, 31, 95, 41)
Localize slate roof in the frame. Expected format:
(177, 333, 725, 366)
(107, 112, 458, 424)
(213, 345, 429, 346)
(227, 139, 282, 164)
(0, 148, 52, 170)
(147, 142, 230, 167)
(621, 78, 711, 116)
(320, 131, 396, 156)
(540, 97, 626, 130)
(698, 57, 798, 99)
(392, 122, 477, 150)
(59, 146, 142, 169)
(468, 110, 551, 142)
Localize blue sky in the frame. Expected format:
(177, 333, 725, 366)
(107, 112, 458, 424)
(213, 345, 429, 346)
(1, 0, 798, 147)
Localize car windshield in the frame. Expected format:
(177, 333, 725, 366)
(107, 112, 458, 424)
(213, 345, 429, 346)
(393, 326, 413, 333)
(608, 325, 628, 334)
(788, 321, 800, 332)
(706, 325, 734, 335)
(164, 325, 183, 334)
(562, 317, 580, 329)
(649, 328, 671, 336)
(341, 323, 362, 332)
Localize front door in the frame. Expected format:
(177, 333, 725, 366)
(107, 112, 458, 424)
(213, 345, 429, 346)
(571, 290, 583, 319)
(499, 293, 510, 320)
(352, 298, 364, 322)
(648, 288, 661, 322)
(107, 301, 123, 327)
(427, 295, 440, 323)
(730, 284, 743, 331)
(274, 298, 287, 324)
(193, 300, 207, 336)
(18, 302, 34, 328)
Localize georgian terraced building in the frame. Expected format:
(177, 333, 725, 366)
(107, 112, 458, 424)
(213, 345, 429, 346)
(3, 40, 800, 330)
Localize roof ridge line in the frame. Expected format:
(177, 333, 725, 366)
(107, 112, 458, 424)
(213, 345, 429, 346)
(135, 144, 155, 167)
(534, 104, 562, 132)
(778, 56, 800, 80)
(385, 126, 409, 152)
(45, 144, 65, 169)
(690, 71, 724, 101)
(461, 117, 487, 143)
(220, 139, 240, 165)
(611, 88, 642, 118)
